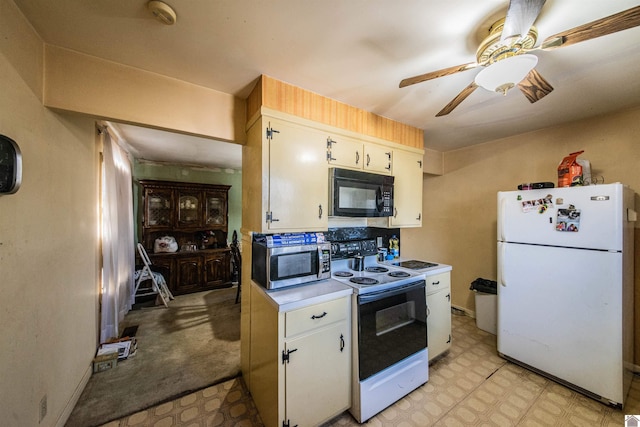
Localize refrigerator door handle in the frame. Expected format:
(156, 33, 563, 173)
(498, 196, 506, 241)
(499, 242, 507, 287)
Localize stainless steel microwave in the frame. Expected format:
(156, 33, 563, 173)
(252, 241, 332, 289)
(329, 168, 394, 217)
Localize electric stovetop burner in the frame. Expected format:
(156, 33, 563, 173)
(388, 271, 410, 278)
(397, 260, 438, 270)
(365, 266, 389, 273)
(334, 271, 354, 277)
(350, 277, 379, 285)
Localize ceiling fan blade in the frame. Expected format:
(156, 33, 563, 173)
(436, 82, 479, 117)
(501, 0, 546, 42)
(541, 5, 640, 50)
(518, 68, 554, 103)
(399, 62, 479, 88)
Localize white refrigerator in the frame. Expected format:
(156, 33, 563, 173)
(497, 183, 636, 408)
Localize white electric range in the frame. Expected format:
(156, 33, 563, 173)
(330, 240, 428, 423)
(330, 256, 426, 293)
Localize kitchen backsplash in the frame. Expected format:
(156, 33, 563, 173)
(326, 227, 400, 248)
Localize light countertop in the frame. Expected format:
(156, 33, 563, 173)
(252, 279, 353, 312)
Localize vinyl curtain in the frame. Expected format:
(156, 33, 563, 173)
(100, 128, 135, 343)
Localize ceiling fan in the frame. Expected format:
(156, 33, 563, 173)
(399, 0, 640, 117)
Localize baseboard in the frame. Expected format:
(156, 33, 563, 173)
(628, 363, 640, 375)
(451, 304, 475, 318)
(56, 364, 93, 427)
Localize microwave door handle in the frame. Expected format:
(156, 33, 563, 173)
(376, 186, 383, 212)
(317, 246, 323, 278)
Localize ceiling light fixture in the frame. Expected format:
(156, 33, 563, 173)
(474, 54, 538, 95)
(147, 0, 177, 25)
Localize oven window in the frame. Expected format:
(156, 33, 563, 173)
(376, 301, 416, 336)
(277, 252, 312, 277)
(357, 282, 426, 381)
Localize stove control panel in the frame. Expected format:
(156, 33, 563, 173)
(331, 239, 378, 259)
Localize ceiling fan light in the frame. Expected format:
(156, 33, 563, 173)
(475, 54, 538, 94)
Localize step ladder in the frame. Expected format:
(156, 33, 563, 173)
(134, 243, 174, 307)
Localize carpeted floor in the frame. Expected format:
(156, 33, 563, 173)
(65, 286, 241, 427)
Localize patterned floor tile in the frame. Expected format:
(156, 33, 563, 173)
(104, 314, 639, 427)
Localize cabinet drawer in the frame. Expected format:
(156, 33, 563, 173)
(426, 272, 450, 293)
(285, 297, 348, 338)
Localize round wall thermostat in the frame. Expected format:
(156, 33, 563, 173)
(0, 134, 22, 195)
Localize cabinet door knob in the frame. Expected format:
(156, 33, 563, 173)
(318, 204, 323, 219)
(340, 334, 345, 352)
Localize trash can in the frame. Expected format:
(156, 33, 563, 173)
(470, 278, 497, 335)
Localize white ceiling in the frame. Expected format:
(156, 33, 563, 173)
(14, 0, 640, 169)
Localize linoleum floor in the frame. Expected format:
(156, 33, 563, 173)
(101, 314, 640, 426)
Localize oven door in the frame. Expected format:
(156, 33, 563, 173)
(330, 168, 394, 217)
(357, 280, 427, 381)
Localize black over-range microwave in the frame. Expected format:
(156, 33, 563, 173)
(329, 168, 394, 217)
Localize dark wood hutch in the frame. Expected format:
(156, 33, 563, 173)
(138, 179, 232, 295)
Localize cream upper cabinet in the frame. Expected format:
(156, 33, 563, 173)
(327, 135, 392, 175)
(327, 134, 362, 169)
(244, 110, 423, 233)
(364, 143, 392, 174)
(390, 149, 423, 227)
(261, 117, 329, 232)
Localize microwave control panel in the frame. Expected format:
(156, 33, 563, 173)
(382, 189, 392, 214)
(321, 248, 331, 272)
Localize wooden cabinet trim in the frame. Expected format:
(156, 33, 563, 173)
(247, 75, 424, 149)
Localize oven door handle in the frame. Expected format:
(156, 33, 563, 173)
(358, 280, 426, 304)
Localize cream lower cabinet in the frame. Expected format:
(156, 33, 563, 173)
(250, 285, 351, 427)
(284, 321, 350, 426)
(426, 272, 452, 362)
(390, 149, 423, 227)
(247, 115, 328, 233)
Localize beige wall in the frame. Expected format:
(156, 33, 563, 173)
(4, 0, 640, 424)
(44, 45, 247, 145)
(0, 0, 99, 425)
(401, 106, 640, 349)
